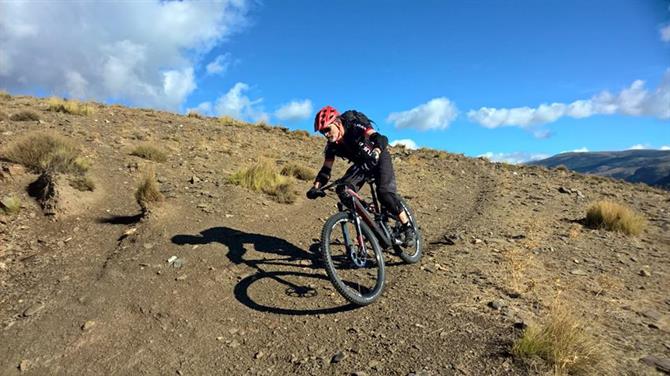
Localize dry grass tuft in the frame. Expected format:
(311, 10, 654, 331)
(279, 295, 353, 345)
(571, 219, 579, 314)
(69, 175, 96, 192)
(513, 301, 611, 375)
(267, 181, 297, 204)
(45, 97, 94, 116)
(2, 132, 86, 174)
(0, 90, 10, 100)
(219, 115, 245, 127)
(292, 130, 311, 140)
(0, 195, 21, 215)
(229, 159, 297, 204)
(280, 163, 315, 181)
(10, 110, 40, 121)
(584, 200, 646, 236)
(187, 111, 204, 119)
(135, 172, 164, 213)
(130, 144, 167, 163)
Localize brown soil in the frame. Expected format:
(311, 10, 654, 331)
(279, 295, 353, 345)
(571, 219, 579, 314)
(1, 96, 669, 375)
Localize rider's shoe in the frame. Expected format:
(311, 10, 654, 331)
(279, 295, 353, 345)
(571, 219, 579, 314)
(401, 223, 416, 247)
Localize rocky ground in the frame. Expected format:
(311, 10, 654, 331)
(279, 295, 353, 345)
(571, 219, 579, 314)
(1, 96, 669, 375)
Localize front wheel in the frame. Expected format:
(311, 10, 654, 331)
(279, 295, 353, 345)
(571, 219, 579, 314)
(320, 212, 385, 306)
(393, 198, 422, 264)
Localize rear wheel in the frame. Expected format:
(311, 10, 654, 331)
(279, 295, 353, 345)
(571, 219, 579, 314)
(320, 212, 385, 306)
(393, 198, 422, 264)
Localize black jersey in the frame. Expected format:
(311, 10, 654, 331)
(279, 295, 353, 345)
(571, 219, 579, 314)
(324, 121, 376, 164)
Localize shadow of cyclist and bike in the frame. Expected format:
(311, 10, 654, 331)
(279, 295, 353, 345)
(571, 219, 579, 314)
(171, 226, 358, 315)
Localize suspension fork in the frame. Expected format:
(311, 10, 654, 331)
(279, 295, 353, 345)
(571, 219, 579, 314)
(338, 200, 366, 257)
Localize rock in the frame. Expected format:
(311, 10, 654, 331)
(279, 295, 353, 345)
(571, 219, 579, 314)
(369, 360, 381, 370)
(175, 274, 187, 281)
(513, 317, 527, 329)
(488, 300, 507, 310)
(639, 355, 670, 373)
(229, 340, 240, 348)
(472, 238, 482, 244)
(507, 291, 521, 299)
(558, 186, 572, 194)
(18, 359, 30, 371)
(331, 351, 345, 363)
(81, 320, 96, 331)
(23, 302, 44, 317)
(143, 243, 154, 250)
(254, 351, 264, 359)
(639, 269, 651, 277)
(353, 372, 368, 376)
(570, 269, 588, 276)
(575, 190, 585, 199)
(190, 175, 200, 184)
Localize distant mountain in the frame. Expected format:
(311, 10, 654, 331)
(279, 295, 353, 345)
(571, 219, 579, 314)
(528, 150, 670, 189)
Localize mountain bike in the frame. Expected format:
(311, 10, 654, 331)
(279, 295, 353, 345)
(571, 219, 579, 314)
(313, 174, 422, 306)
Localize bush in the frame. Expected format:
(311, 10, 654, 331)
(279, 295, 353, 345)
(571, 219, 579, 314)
(2, 132, 85, 174)
(69, 175, 96, 192)
(219, 115, 245, 127)
(584, 200, 646, 236)
(10, 111, 40, 121)
(0, 195, 21, 215)
(130, 144, 167, 163)
(280, 163, 315, 181)
(45, 97, 94, 116)
(0, 90, 10, 100)
(513, 302, 610, 375)
(229, 159, 297, 204)
(135, 172, 164, 213)
(187, 111, 204, 119)
(291, 129, 311, 140)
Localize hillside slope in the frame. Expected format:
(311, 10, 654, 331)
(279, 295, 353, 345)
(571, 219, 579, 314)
(529, 150, 670, 189)
(1, 96, 669, 375)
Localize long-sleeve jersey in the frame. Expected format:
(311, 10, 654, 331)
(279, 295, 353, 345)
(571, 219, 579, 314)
(323, 121, 376, 165)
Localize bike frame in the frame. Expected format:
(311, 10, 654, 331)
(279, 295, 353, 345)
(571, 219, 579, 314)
(343, 184, 394, 249)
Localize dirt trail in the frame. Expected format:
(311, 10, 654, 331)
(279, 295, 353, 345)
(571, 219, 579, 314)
(1, 97, 669, 375)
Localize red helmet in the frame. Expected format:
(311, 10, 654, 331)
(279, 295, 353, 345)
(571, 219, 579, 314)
(314, 105, 340, 132)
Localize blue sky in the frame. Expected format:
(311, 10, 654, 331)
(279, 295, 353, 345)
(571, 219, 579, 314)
(1, 0, 669, 162)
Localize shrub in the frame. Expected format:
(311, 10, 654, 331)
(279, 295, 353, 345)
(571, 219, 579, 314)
(10, 111, 40, 121)
(256, 121, 272, 131)
(187, 111, 204, 119)
(135, 172, 164, 213)
(0, 195, 21, 215)
(130, 144, 167, 162)
(219, 115, 245, 127)
(280, 163, 315, 181)
(513, 302, 610, 375)
(2, 132, 85, 174)
(45, 97, 94, 116)
(0, 90, 10, 100)
(69, 175, 96, 191)
(291, 129, 311, 140)
(229, 159, 297, 204)
(584, 200, 646, 236)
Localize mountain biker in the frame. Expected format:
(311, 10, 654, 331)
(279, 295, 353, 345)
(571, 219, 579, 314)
(306, 105, 416, 246)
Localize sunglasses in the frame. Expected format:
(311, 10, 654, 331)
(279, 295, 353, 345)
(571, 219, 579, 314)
(319, 126, 332, 135)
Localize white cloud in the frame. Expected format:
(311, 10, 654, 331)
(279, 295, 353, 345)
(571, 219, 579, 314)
(387, 97, 458, 130)
(628, 144, 648, 150)
(390, 139, 418, 150)
(572, 147, 589, 153)
(661, 25, 670, 42)
(660, 145, 670, 150)
(0, 1, 250, 110)
(206, 53, 232, 75)
(274, 99, 313, 122)
(478, 152, 549, 164)
(468, 69, 670, 127)
(213, 82, 268, 122)
(186, 101, 213, 116)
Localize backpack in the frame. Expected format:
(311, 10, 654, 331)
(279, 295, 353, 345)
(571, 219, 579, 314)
(340, 110, 374, 131)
